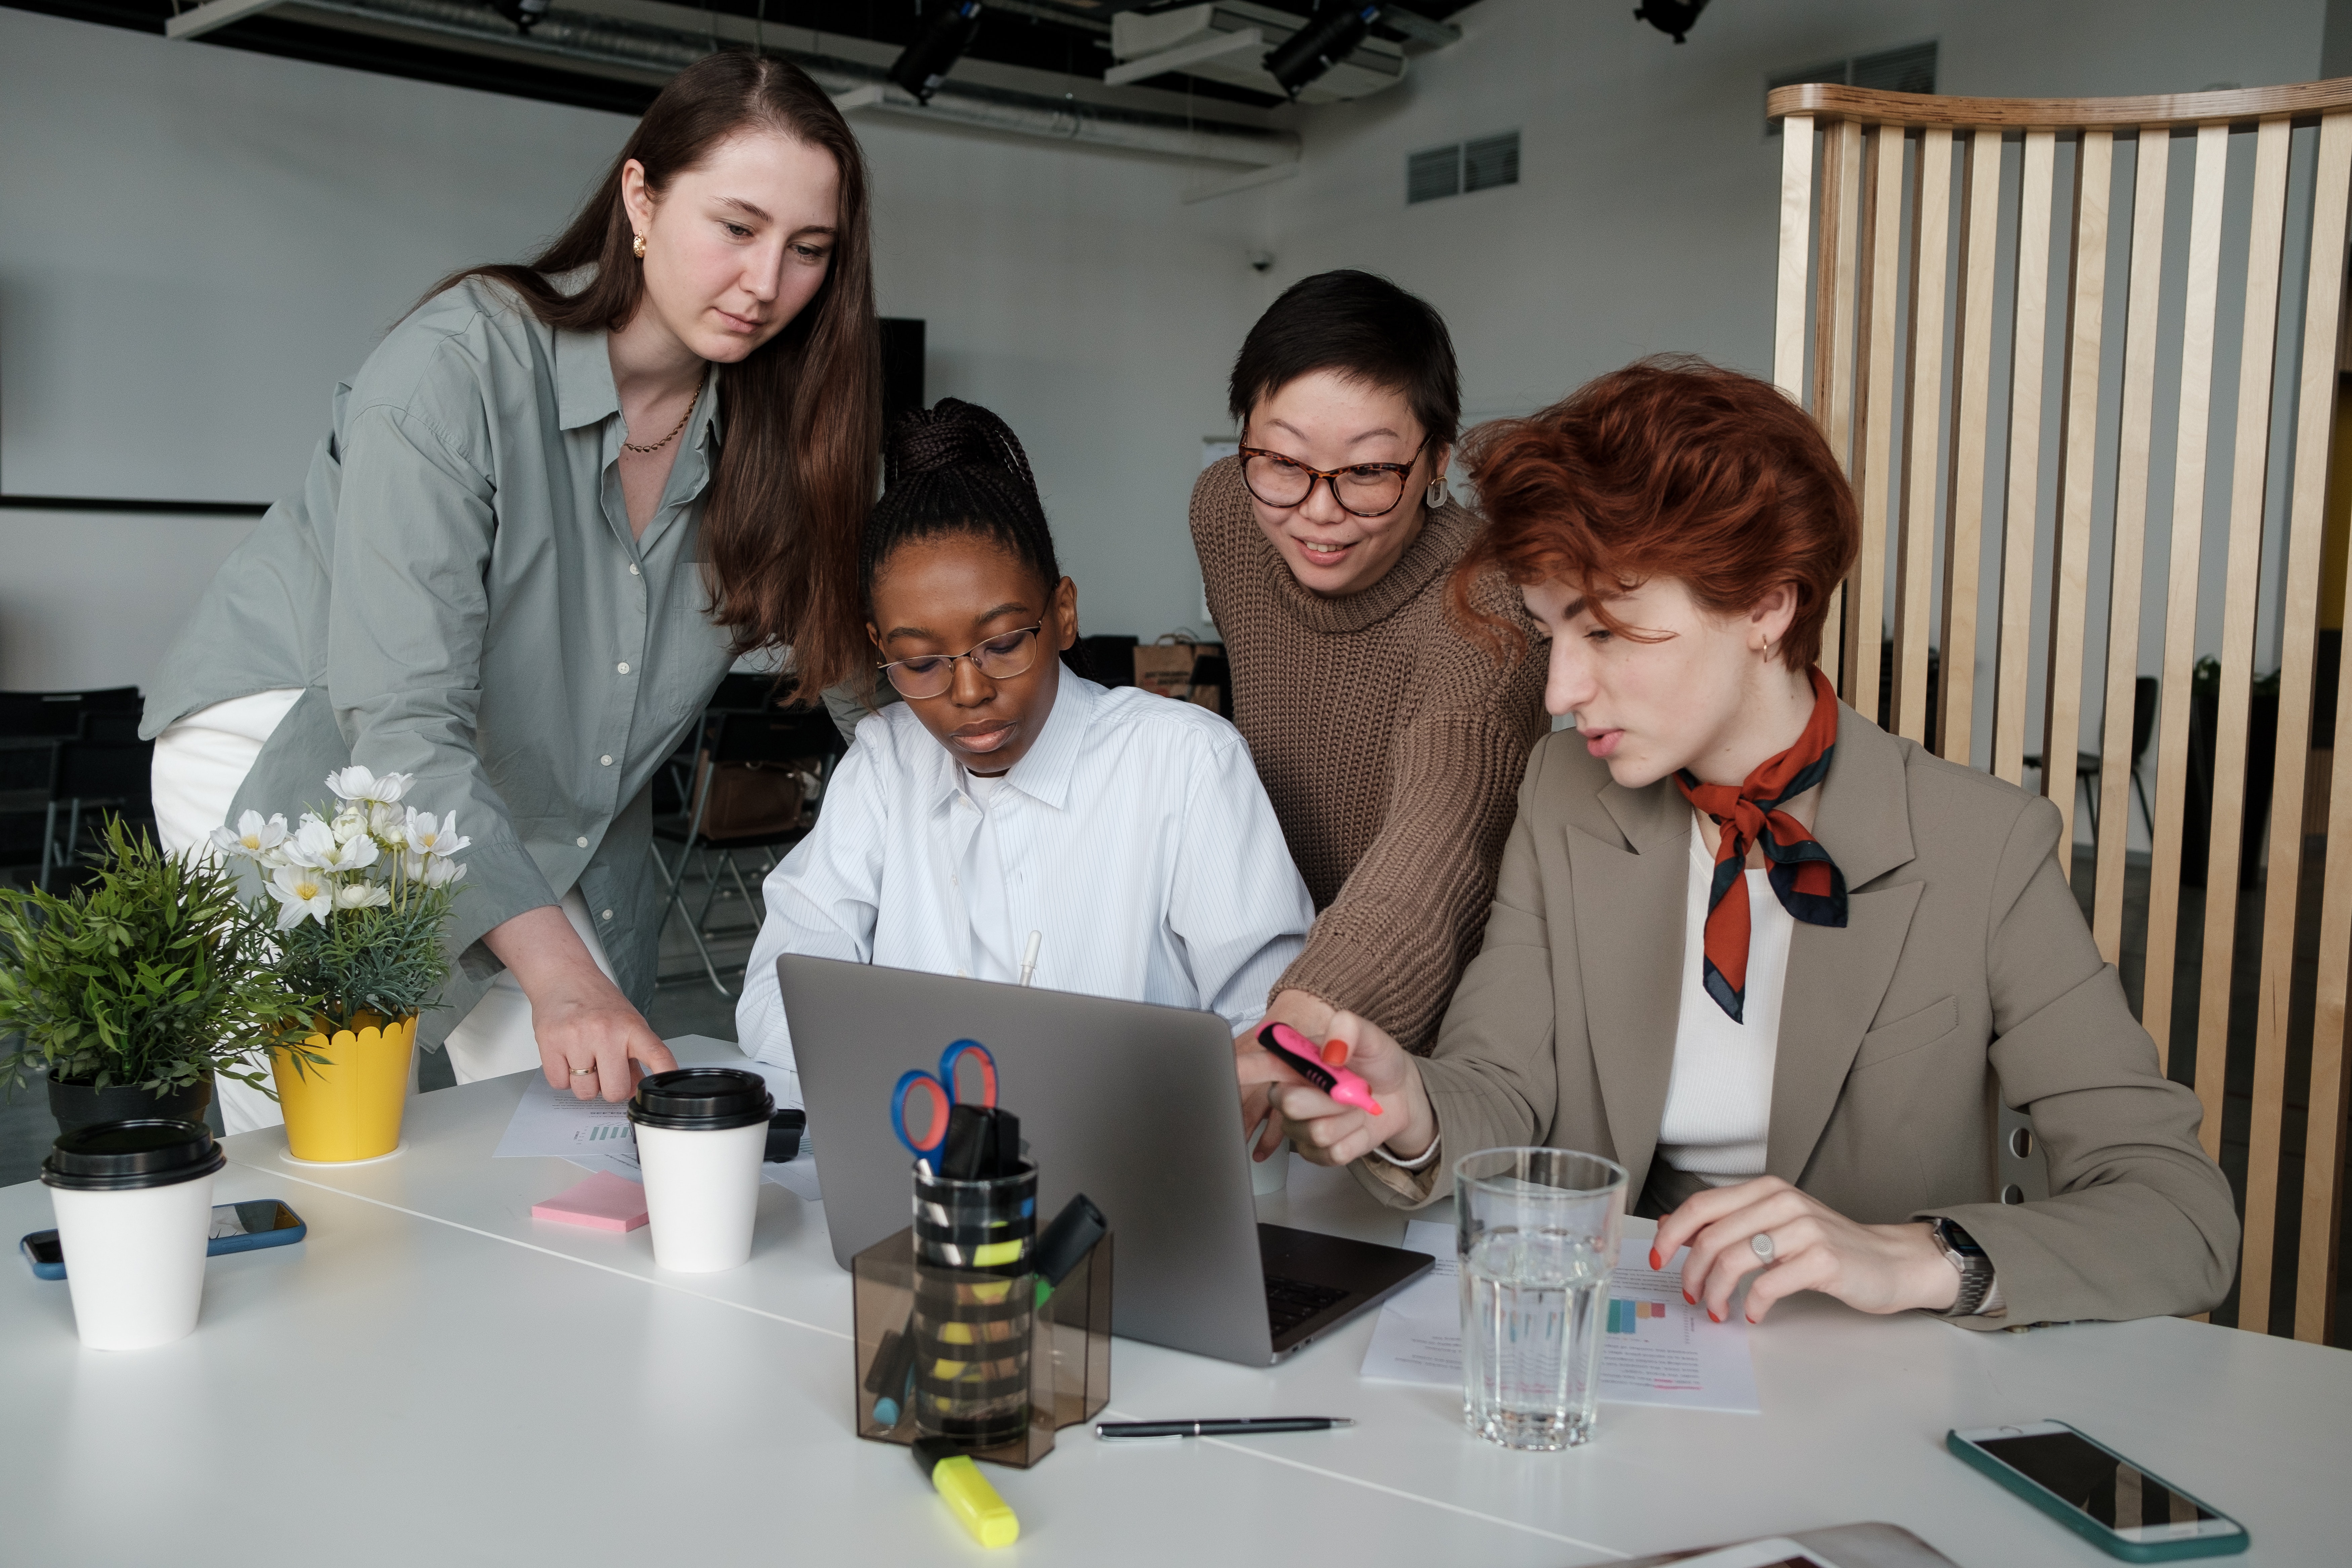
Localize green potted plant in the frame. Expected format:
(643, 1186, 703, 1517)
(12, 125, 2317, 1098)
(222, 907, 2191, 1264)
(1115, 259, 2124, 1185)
(0, 818, 311, 1136)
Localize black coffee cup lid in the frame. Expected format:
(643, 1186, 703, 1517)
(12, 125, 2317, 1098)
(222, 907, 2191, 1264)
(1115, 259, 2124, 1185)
(41, 1119, 226, 1191)
(628, 1068, 774, 1131)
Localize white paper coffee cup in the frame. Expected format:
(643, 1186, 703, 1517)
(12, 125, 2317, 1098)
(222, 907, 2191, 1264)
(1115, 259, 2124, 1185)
(42, 1119, 226, 1351)
(629, 1069, 774, 1272)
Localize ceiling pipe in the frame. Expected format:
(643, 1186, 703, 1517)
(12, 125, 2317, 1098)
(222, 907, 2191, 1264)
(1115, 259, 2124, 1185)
(287, 0, 1299, 168)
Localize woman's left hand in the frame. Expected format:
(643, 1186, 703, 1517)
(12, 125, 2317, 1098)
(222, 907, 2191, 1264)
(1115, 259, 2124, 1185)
(1650, 1176, 1960, 1324)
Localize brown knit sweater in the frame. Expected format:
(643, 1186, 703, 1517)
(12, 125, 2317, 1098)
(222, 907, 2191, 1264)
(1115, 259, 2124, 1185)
(1190, 457, 1547, 1052)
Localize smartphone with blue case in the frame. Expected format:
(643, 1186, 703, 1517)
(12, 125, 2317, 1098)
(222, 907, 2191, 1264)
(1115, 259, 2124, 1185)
(19, 1199, 306, 1279)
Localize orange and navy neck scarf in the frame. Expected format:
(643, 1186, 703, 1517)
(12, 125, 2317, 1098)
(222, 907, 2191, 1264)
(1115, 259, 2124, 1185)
(1672, 668, 1848, 1023)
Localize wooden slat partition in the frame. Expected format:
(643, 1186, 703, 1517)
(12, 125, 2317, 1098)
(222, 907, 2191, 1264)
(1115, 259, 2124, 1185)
(2091, 128, 2172, 964)
(2192, 120, 2293, 1171)
(1894, 128, 1955, 746)
(1773, 115, 1815, 396)
(1812, 119, 1864, 467)
(1992, 130, 2057, 787)
(1769, 77, 2352, 1343)
(2302, 118, 2352, 1342)
(2220, 116, 2296, 1335)
(1938, 129, 2001, 765)
(2142, 123, 2231, 1077)
(2041, 128, 2114, 870)
(1843, 126, 1902, 717)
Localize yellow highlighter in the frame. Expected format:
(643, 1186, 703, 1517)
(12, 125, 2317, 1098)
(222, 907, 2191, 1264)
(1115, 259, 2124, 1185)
(912, 1437, 1020, 1549)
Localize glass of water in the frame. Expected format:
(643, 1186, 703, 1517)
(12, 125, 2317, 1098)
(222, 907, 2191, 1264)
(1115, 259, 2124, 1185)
(1456, 1147, 1628, 1450)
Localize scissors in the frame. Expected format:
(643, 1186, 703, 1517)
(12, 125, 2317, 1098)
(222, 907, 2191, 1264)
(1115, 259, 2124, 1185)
(891, 1039, 999, 1174)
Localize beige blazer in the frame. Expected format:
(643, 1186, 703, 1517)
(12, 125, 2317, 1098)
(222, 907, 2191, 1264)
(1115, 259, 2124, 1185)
(1358, 705, 2239, 1329)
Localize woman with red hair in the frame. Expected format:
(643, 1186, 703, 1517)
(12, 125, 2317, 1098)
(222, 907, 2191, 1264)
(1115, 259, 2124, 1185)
(1243, 358, 2237, 1330)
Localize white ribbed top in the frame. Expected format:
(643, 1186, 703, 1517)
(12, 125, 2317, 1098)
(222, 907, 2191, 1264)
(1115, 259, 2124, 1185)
(1656, 819, 1796, 1186)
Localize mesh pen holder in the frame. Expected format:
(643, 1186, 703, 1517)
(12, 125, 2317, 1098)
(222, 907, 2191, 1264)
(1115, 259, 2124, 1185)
(852, 1162, 1112, 1469)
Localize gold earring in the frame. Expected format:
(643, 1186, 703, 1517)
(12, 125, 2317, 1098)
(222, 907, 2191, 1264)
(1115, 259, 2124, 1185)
(632, 232, 647, 260)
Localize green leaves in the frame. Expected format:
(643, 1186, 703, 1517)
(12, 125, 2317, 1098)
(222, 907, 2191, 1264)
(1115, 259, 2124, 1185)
(268, 880, 455, 1032)
(0, 819, 315, 1099)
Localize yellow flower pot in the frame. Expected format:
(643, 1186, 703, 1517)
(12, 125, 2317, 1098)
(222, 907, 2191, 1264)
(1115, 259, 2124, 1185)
(272, 1013, 417, 1162)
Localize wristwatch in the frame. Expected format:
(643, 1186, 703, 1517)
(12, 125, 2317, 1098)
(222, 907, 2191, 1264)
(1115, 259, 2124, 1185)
(1931, 1218, 1996, 1317)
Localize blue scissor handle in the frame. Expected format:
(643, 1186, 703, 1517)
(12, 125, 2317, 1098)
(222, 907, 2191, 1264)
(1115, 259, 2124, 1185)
(890, 1040, 999, 1172)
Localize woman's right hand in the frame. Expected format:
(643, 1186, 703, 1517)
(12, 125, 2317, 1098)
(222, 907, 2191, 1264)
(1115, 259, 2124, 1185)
(485, 903, 676, 1102)
(1233, 1010, 1433, 1168)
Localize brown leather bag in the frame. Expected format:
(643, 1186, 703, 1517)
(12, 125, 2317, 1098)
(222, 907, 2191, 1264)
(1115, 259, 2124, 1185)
(689, 753, 810, 841)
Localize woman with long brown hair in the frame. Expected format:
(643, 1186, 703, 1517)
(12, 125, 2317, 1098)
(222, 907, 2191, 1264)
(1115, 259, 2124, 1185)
(141, 52, 881, 1136)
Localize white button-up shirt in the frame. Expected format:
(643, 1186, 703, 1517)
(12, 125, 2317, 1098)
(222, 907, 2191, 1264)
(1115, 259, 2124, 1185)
(736, 674, 1314, 1095)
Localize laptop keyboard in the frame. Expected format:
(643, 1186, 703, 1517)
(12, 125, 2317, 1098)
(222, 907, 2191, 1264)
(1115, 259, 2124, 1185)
(1264, 1273, 1349, 1337)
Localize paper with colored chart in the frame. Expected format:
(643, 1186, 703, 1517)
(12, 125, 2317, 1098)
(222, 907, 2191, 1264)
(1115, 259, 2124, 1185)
(1358, 1221, 1760, 1413)
(495, 1061, 823, 1202)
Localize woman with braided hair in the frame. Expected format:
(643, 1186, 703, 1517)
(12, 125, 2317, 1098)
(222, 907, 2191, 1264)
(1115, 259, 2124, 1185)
(734, 399, 1314, 1097)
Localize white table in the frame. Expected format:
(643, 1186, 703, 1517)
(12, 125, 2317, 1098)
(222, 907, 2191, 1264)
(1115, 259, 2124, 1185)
(4, 1036, 2346, 1566)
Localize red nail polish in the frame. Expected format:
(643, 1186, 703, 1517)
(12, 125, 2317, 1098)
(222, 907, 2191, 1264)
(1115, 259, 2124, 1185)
(1683, 1289, 1695, 1305)
(1649, 1248, 1664, 1271)
(1708, 1308, 1721, 1323)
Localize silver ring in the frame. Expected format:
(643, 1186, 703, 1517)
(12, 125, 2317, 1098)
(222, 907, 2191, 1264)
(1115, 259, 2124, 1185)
(1750, 1231, 1776, 1264)
(571, 1066, 597, 1078)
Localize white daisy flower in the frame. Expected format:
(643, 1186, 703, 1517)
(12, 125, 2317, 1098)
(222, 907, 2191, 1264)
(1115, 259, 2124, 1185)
(267, 865, 336, 929)
(309, 830, 380, 875)
(325, 766, 415, 805)
(421, 854, 468, 888)
(403, 810, 470, 860)
(334, 881, 392, 909)
(209, 810, 288, 860)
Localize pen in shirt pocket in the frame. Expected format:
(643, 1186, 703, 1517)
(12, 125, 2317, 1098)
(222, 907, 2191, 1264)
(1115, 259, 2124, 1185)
(1018, 930, 1041, 987)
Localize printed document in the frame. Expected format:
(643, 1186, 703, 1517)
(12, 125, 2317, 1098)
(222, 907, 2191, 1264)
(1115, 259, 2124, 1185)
(495, 1061, 822, 1201)
(1359, 1220, 1761, 1414)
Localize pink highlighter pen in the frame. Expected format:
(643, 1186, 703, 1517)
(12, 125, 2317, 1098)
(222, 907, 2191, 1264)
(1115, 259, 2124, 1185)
(1257, 1023, 1384, 1117)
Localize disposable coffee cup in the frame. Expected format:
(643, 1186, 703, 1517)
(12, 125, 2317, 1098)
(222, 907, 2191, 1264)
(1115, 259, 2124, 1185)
(1250, 1147, 1291, 1198)
(41, 1119, 226, 1351)
(628, 1068, 773, 1272)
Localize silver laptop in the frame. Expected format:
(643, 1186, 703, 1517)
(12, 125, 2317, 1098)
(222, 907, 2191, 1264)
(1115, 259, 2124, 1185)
(780, 955, 1434, 1366)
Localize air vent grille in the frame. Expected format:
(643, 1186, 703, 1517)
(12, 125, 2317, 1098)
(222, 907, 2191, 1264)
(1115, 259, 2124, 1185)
(1408, 131, 1519, 206)
(1463, 131, 1521, 194)
(1407, 145, 1461, 205)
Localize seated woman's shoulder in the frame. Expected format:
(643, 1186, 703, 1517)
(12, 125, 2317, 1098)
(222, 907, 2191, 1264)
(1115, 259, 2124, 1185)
(1094, 682, 1247, 749)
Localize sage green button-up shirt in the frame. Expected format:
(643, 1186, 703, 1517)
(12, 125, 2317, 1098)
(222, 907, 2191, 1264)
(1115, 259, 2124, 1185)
(143, 278, 735, 1044)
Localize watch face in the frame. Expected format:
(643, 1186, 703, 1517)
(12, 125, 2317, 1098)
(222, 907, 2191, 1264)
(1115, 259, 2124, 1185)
(1939, 1219, 1986, 1256)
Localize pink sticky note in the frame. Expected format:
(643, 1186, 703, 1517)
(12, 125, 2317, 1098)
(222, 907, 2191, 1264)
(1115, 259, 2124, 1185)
(531, 1171, 650, 1232)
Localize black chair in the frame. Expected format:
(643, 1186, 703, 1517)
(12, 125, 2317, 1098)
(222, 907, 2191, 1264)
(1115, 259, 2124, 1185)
(2026, 676, 2157, 838)
(648, 705, 846, 995)
(0, 687, 145, 889)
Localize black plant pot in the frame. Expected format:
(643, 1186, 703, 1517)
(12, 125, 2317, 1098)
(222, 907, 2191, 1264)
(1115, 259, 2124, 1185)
(47, 1070, 213, 1138)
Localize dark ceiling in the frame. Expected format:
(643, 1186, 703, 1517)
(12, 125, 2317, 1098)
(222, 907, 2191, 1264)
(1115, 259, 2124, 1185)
(6, 0, 1480, 118)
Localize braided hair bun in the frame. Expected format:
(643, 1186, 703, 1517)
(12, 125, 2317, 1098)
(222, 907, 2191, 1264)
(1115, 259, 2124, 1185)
(862, 398, 1061, 602)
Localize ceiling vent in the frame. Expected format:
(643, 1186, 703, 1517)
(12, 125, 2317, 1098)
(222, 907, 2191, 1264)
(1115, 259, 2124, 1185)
(1408, 130, 1520, 205)
(1109, 2, 1409, 104)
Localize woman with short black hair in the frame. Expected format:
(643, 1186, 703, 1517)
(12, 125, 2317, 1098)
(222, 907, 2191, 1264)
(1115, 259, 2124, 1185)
(1191, 270, 1547, 1161)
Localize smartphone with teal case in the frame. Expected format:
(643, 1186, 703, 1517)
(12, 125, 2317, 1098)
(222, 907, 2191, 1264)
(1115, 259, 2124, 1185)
(1947, 1422, 2248, 1561)
(19, 1199, 305, 1280)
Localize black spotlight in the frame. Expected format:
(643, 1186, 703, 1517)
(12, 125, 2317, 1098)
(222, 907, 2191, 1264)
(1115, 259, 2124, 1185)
(1633, 0, 1709, 44)
(888, 1, 984, 104)
(1264, 3, 1380, 101)
(489, 0, 549, 31)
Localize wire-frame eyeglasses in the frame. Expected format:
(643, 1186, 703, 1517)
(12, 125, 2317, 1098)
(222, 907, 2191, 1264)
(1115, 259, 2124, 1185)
(877, 625, 1044, 700)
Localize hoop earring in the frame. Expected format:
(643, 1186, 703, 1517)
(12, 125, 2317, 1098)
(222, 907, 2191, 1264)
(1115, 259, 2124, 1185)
(1425, 472, 1451, 510)
(632, 232, 647, 260)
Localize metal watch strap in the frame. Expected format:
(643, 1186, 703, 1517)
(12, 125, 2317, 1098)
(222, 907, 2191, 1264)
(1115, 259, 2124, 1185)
(1933, 1218, 1996, 1317)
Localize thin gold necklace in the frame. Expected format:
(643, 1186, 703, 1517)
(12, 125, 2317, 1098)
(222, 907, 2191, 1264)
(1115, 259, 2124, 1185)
(622, 395, 695, 455)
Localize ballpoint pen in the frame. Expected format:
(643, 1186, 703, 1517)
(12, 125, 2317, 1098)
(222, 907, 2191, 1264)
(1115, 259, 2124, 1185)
(1094, 1417, 1356, 1439)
